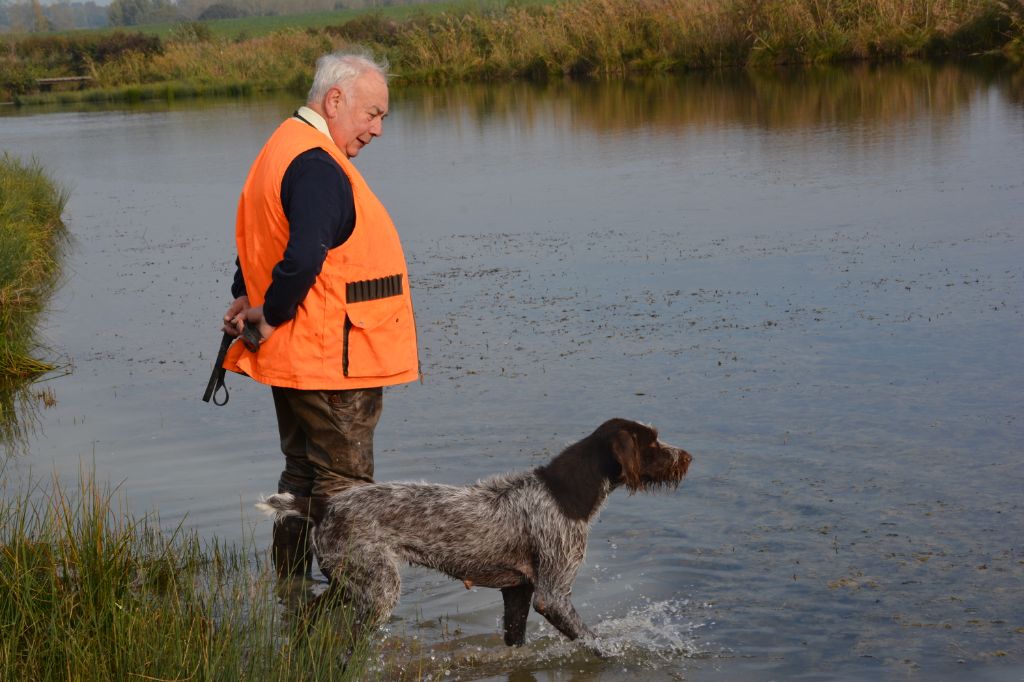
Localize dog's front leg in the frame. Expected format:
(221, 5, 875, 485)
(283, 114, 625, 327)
(531, 588, 595, 641)
(501, 583, 534, 646)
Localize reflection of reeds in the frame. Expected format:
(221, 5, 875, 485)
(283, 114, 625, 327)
(0, 464, 373, 679)
(395, 61, 992, 135)
(0, 154, 68, 450)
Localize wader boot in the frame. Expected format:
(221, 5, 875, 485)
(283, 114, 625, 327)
(272, 515, 313, 581)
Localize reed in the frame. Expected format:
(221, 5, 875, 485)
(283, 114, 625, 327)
(0, 155, 69, 448)
(0, 462, 372, 680)
(4, 0, 1021, 105)
(388, 0, 1023, 80)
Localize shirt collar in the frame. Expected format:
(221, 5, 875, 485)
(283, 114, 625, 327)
(294, 106, 331, 140)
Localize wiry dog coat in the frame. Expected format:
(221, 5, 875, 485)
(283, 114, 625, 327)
(257, 418, 692, 645)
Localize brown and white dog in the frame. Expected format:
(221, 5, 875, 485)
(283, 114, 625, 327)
(257, 418, 692, 645)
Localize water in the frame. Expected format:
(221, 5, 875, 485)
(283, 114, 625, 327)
(1, 63, 1022, 680)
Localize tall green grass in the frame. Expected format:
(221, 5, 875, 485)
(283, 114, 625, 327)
(0, 155, 68, 449)
(0, 462, 372, 680)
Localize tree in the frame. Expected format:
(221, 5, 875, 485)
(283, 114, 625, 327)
(108, 0, 148, 25)
(107, 0, 177, 26)
(31, 0, 50, 31)
(198, 3, 245, 20)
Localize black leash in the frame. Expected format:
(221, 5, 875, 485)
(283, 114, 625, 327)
(202, 332, 234, 405)
(202, 321, 262, 406)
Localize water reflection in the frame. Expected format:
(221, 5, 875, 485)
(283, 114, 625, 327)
(3, 61, 1017, 132)
(0, 382, 33, 455)
(378, 61, 1022, 243)
(393, 62, 1019, 134)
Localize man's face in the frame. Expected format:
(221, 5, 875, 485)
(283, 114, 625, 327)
(327, 72, 389, 158)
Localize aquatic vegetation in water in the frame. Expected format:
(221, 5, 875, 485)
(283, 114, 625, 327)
(0, 154, 68, 451)
(0, 464, 373, 680)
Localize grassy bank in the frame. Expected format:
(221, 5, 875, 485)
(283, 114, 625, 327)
(2, 0, 1022, 105)
(0, 463, 370, 680)
(387, 0, 1024, 79)
(0, 155, 68, 449)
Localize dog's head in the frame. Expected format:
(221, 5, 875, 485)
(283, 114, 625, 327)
(597, 418, 692, 493)
(537, 418, 694, 520)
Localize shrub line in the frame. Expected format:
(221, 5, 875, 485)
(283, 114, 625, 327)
(2, 0, 1022, 106)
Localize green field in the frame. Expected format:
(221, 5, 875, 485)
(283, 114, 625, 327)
(81, 0, 556, 40)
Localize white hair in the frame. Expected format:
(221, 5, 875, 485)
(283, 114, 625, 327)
(307, 50, 390, 105)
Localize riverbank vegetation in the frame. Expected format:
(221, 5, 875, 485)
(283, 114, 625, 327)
(0, 464, 369, 680)
(0, 155, 68, 449)
(2, 0, 1022, 105)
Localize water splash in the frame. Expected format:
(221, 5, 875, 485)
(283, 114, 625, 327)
(589, 597, 711, 663)
(521, 596, 712, 668)
(366, 598, 712, 679)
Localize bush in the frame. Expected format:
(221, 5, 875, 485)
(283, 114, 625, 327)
(198, 3, 247, 21)
(170, 20, 214, 43)
(322, 12, 403, 47)
(15, 31, 163, 75)
(0, 60, 36, 98)
(936, 2, 1015, 54)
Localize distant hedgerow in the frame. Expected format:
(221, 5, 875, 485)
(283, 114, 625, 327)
(14, 31, 163, 75)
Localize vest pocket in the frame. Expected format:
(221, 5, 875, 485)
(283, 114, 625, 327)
(342, 296, 417, 378)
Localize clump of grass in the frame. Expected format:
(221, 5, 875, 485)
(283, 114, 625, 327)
(0, 154, 69, 449)
(0, 462, 372, 680)
(1000, 0, 1024, 61)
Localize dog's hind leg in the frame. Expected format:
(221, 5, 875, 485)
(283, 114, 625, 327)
(302, 541, 402, 650)
(501, 583, 534, 646)
(329, 536, 402, 634)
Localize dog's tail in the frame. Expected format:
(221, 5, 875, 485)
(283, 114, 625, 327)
(255, 492, 313, 524)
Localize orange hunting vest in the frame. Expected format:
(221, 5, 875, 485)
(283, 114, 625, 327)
(223, 117, 419, 390)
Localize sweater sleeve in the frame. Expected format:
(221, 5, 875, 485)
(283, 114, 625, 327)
(260, 148, 355, 327)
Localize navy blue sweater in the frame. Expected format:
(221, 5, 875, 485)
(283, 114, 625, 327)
(231, 144, 355, 327)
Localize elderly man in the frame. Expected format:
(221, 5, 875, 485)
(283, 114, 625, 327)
(221, 51, 419, 580)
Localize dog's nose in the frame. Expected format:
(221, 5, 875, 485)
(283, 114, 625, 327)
(678, 448, 693, 472)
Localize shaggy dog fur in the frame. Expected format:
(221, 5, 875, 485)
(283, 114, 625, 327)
(257, 418, 692, 645)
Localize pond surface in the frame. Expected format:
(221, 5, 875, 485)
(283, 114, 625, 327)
(2, 63, 1023, 680)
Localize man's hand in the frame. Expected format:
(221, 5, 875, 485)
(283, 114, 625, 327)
(244, 305, 276, 343)
(223, 295, 250, 337)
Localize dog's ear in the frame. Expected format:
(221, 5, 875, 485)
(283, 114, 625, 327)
(610, 428, 643, 492)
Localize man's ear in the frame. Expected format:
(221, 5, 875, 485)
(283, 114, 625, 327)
(324, 86, 345, 118)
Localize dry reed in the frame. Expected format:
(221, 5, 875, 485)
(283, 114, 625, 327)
(5, 0, 1021, 105)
